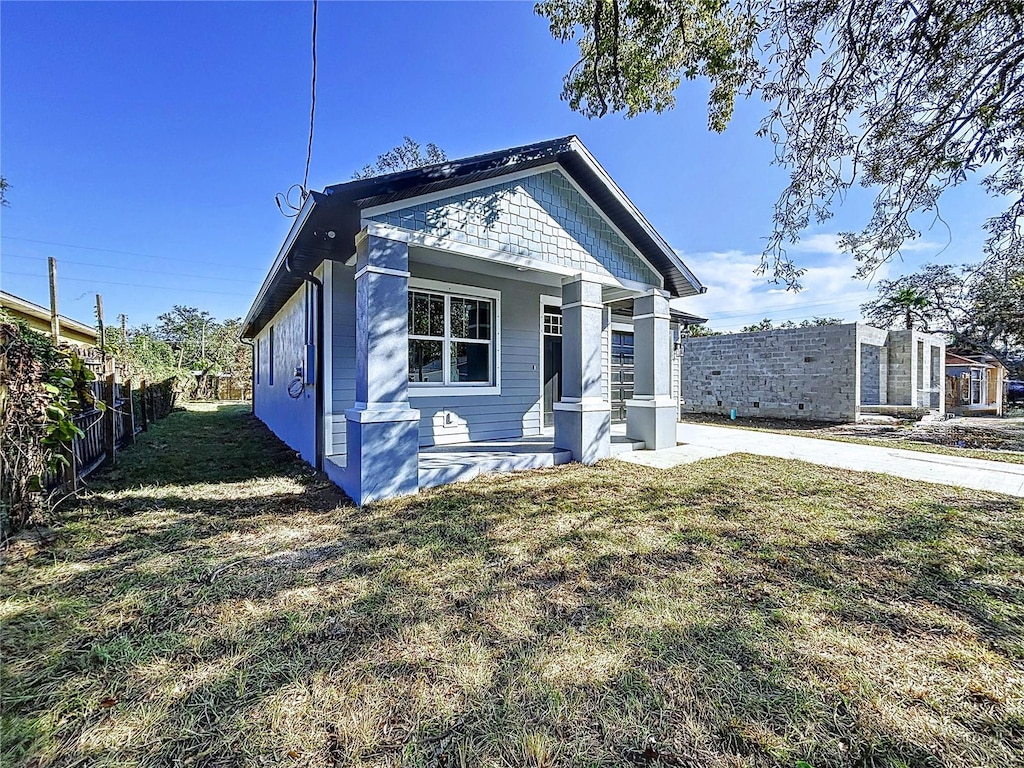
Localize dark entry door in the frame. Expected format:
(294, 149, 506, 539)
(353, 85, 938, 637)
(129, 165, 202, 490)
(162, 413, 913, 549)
(542, 305, 562, 427)
(610, 330, 634, 423)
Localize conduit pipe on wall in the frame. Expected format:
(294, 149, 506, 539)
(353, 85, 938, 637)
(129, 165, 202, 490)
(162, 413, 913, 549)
(285, 251, 325, 472)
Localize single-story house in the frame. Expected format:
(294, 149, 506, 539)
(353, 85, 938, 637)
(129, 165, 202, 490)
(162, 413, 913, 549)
(1, 290, 99, 348)
(680, 323, 947, 422)
(945, 351, 1008, 416)
(241, 137, 706, 504)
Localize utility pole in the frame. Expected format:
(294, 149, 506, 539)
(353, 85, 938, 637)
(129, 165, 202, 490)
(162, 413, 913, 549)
(48, 257, 61, 343)
(95, 294, 106, 360)
(119, 313, 128, 342)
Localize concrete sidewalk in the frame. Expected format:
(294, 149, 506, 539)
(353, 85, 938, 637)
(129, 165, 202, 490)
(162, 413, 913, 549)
(614, 423, 1024, 498)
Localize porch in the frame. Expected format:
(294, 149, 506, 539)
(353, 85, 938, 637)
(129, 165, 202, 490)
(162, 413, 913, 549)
(416, 427, 645, 489)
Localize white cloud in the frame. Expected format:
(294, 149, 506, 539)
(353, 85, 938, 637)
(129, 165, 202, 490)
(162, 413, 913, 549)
(672, 246, 891, 332)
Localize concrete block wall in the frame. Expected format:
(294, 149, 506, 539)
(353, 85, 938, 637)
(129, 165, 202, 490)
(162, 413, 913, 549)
(886, 330, 916, 405)
(680, 323, 860, 422)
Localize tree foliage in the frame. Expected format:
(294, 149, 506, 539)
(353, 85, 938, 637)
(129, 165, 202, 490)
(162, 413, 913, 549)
(1, 313, 97, 538)
(105, 306, 250, 400)
(0, 175, 9, 207)
(740, 316, 846, 332)
(861, 251, 1024, 365)
(537, 0, 1024, 288)
(353, 137, 448, 179)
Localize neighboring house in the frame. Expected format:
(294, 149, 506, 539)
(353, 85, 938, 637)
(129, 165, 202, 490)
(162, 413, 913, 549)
(945, 351, 1008, 416)
(241, 136, 706, 504)
(680, 323, 946, 422)
(0, 290, 99, 348)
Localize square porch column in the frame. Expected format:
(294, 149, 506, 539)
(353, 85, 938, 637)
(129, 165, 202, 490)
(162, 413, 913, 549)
(344, 232, 420, 505)
(627, 289, 677, 449)
(554, 275, 610, 463)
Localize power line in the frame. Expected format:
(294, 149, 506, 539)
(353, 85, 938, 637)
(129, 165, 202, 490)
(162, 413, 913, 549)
(2, 271, 253, 297)
(702, 296, 869, 320)
(3, 253, 257, 284)
(0, 235, 239, 268)
(304, 0, 318, 193)
(276, 0, 319, 218)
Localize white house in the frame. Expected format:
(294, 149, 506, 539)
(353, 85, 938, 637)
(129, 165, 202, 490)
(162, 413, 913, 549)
(241, 137, 706, 504)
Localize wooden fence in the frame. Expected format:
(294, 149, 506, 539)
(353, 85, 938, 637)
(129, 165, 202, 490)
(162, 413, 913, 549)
(53, 375, 177, 491)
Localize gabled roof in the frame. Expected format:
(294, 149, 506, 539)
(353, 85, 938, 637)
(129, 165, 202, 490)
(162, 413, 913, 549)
(242, 136, 705, 338)
(946, 351, 1007, 370)
(1, 290, 99, 343)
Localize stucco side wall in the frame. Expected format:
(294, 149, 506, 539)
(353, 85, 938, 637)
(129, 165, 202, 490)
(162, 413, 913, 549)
(680, 323, 860, 421)
(253, 285, 317, 463)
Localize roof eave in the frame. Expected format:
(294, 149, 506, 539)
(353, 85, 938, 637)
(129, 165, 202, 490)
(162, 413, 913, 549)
(241, 192, 322, 339)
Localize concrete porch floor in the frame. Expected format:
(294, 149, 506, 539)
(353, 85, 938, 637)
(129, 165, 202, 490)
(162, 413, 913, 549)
(418, 426, 642, 489)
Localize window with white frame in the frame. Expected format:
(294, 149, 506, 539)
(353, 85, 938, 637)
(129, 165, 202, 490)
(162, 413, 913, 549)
(408, 287, 496, 387)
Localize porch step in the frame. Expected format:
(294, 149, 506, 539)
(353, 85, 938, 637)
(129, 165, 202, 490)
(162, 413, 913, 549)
(610, 435, 645, 455)
(419, 442, 573, 490)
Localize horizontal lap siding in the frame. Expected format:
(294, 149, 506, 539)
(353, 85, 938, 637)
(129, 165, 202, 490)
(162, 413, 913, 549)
(252, 286, 318, 463)
(409, 263, 545, 446)
(330, 262, 357, 457)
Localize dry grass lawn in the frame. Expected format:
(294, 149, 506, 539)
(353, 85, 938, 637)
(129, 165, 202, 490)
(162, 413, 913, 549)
(2, 404, 1023, 767)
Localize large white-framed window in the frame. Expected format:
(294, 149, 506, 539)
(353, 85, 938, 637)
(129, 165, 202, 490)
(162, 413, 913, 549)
(408, 277, 501, 397)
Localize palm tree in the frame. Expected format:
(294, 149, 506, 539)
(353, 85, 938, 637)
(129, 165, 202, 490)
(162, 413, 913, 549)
(887, 287, 932, 329)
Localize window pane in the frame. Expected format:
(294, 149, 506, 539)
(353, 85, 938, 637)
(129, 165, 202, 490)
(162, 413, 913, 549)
(450, 297, 470, 338)
(410, 293, 428, 335)
(471, 300, 491, 339)
(410, 292, 445, 338)
(450, 342, 490, 383)
(409, 340, 443, 382)
(429, 295, 445, 337)
(451, 297, 491, 340)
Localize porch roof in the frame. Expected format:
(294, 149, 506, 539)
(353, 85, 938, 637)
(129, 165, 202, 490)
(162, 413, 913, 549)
(242, 136, 705, 338)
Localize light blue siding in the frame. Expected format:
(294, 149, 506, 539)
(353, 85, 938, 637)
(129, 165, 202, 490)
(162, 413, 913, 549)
(330, 261, 357, 457)
(253, 285, 317, 463)
(369, 170, 660, 286)
(409, 263, 546, 446)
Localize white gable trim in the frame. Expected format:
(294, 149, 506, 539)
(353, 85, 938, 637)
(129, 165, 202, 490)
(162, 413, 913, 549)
(360, 164, 561, 218)
(361, 164, 663, 289)
(567, 137, 702, 294)
(362, 221, 660, 294)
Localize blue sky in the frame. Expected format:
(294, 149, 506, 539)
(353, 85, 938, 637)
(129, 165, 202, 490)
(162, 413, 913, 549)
(0, 1, 1001, 332)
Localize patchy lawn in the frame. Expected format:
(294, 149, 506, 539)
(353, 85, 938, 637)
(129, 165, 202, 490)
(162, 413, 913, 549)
(2, 404, 1023, 768)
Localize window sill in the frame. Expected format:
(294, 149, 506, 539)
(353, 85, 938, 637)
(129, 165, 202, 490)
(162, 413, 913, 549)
(409, 385, 501, 398)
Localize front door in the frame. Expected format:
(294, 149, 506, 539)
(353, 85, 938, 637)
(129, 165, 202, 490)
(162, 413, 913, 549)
(542, 305, 562, 427)
(610, 330, 634, 423)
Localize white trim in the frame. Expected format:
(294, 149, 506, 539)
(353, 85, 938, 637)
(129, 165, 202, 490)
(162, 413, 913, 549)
(409, 277, 501, 301)
(408, 385, 501, 398)
(360, 164, 562, 218)
(242, 193, 318, 335)
(561, 300, 605, 310)
(364, 222, 658, 295)
(354, 264, 410, 280)
(554, 399, 609, 413)
(611, 321, 633, 333)
(631, 312, 671, 321)
(568, 137, 704, 296)
(556, 167, 664, 290)
(625, 397, 677, 408)
(406, 277, 502, 396)
(362, 163, 667, 292)
(320, 260, 333, 458)
(605, 306, 612, 407)
(539, 293, 561, 426)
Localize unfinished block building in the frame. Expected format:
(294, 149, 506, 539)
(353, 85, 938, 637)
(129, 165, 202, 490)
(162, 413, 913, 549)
(680, 323, 946, 422)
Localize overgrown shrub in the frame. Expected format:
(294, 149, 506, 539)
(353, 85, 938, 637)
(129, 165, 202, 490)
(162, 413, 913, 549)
(0, 314, 97, 540)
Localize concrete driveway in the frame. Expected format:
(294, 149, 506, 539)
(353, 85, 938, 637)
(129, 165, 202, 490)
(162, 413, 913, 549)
(615, 423, 1024, 498)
